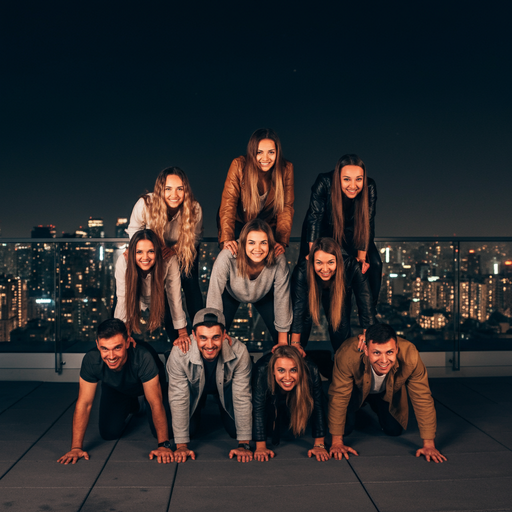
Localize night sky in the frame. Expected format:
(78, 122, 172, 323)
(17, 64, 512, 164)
(1, 2, 511, 239)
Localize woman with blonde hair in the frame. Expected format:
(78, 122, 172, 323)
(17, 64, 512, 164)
(127, 167, 204, 325)
(207, 219, 292, 346)
(252, 346, 328, 462)
(289, 238, 375, 377)
(218, 128, 294, 258)
(114, 229, 189, 344)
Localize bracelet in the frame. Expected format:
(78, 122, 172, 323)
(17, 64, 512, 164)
(290, 341, 301, 345)
(313, 443, 326, 449)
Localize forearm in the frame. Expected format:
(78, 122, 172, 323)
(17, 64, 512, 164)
(278, 332, 288, 345)
(290, 333, 301, 344)
(313, 437, 325, 446)
(331, 435, 344, 446)
(256, 441, 267, 451)
(70, 402, 92, 449)
(149, 401, 170, 444)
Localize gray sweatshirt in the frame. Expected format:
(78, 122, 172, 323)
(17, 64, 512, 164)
(206, 249, 292, 332)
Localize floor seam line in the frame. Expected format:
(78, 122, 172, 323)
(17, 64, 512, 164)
(0, 397, 77, 481)
(76, 414, 137, 512)
(0, 381, 45, 416)
(433, 396, 512, 452)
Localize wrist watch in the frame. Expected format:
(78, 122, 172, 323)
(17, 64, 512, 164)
(238, 443, 251, 451)
(158, 440, 172, 449)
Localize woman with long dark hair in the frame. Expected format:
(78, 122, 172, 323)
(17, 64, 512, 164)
(218, 128, 294, 258)
(252, 346, 328, 462)
(300, 153, 381, 306)
(115, 229, 189, 345)
(207, 219, 292, 346)
(290, 238, 375, 377)
(127, 167, 204, 323)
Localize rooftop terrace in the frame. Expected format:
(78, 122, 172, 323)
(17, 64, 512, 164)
(1, 377, 511, 512)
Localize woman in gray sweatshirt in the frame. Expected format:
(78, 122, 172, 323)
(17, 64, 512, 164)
(207, 219, 292, 346)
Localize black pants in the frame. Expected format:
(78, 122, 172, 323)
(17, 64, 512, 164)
(164, 251, 204, 341)
(222, 287, 279, 344)
(345, 390, 403, 437)
(98, 381, 172, 441)
(189, 392, 237, 439)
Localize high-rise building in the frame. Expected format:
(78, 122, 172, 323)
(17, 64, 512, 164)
(116, 218, 128, 238)
(88, 218, 104, 238)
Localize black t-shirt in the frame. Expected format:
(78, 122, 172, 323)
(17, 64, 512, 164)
(80, 342, 161, 397)
(203, 357, 219, 396)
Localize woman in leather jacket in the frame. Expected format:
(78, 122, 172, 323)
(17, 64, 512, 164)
(218, 128, 294, 258)
(298, 153, 382, 307)
(252, 346, 329, 462)
(290, 238, 376, 378)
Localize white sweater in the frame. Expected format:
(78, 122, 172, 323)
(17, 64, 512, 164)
(126, 195, 203, 248)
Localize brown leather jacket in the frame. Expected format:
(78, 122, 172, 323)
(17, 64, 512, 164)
(218, 156, 294, 247)
(328, 336, 437, 440)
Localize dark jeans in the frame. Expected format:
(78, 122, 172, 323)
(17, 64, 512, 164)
(345, 390, 403, 437)
(189, 392, 237, 439)
(98, 381, 172, 441)
(164, 251, 204, 341)
(222, 287, 279, 344)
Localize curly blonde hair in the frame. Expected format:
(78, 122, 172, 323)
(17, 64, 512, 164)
(142, 167, 199, 276)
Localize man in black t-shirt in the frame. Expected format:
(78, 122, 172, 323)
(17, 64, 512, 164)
(58, 319, 174, 464)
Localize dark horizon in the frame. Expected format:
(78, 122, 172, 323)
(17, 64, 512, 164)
(1, 2, 511, 239)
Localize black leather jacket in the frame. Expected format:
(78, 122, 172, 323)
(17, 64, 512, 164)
(252, 352, 327, 443)
(290, 257, 375, 335)
(299, 171, 377, 259)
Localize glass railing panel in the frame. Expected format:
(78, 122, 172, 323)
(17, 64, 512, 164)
(375, 241, 456, 352)
(0, 241, 56, 352)
(457, 241, 512, 350)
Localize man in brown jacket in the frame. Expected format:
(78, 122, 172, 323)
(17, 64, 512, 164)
(328, 323, 446, 463)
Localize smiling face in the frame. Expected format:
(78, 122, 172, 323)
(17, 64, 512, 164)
(164, 174, 185, 209)
(135, 239, 156, 272)
(256, 139, 277, 172)
(195, 325, 224, 361)
(96, 333, 129, 371)
(364, 339, 398, 376)
(313, 249, 337, 281)
(273, 357, 299, 391)
(245, 230, 269, 264)
(340, 165, 364, 199)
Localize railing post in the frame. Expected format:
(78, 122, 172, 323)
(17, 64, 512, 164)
(452, 241, 461, 371)
(54, 243, 63, 374)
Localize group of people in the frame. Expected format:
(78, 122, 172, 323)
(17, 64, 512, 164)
(58, 128, 446, 465)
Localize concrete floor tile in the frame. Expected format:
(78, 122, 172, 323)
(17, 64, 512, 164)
(173, 458, 357, 487)
(0, 460, 105, 488)
(0, 382, 42, 413)
(0, 461, 15, 479)
(96, 461, 177, 487)
(169, 482, 374, 512)
(23, 438, 116, 462)
(108, 439, 163, 462)
(365, 478, 512, 512)
(0, 440, 34, 461)
(0, 487, 87, 512)
(350, 451, 512, 483)
(81, 487, 172, 512)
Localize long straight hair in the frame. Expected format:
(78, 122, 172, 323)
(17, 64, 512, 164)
(331, 154, 369, 251)
(142, 166, 199, 276)
(268, 346, 314, 437)
(236, 219, 277, 279)
(242, 128, 287, 219)
(125, 229, 165, 334)
(307, 238, 345, 332)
